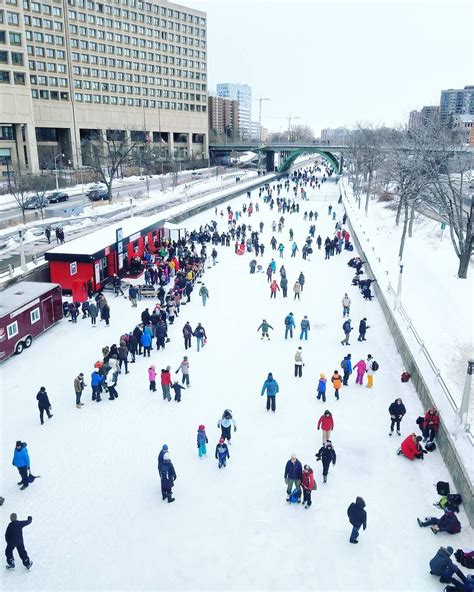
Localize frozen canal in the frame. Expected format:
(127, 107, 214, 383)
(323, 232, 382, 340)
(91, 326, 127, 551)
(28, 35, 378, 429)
(1, 174, 472, 592)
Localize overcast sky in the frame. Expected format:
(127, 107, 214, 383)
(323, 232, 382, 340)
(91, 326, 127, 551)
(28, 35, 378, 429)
(184, 0, 473, 135)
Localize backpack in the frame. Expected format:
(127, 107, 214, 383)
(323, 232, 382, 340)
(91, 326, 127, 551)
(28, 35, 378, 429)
(285, 316, 291, 325)
(371, 360, 379, 371)
(446, 493, 463, 512)
(425, 441, 436, 452)
(401, 371, 411, 382)
(455, 550, 474, 569)
(448, 514, 461, 534)
(436, 481, 450, 496)
(289, 490, 300, 503)
(341, 359, 347, 371)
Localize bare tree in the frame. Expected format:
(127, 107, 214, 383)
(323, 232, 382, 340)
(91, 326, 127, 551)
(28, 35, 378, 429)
(9, 174, 33, 224)
(82, 137, 138, 201)
(32, 176, 56, 220)
(291, 124, 315, 142)
(418, 123, 473, 278)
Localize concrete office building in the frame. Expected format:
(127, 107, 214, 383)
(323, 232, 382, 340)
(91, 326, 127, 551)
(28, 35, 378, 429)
(439, 85, 474, 124)
(216, 83, 251, 139)
(320, 127, 350, 144)
(408, 106, 439, 130)
(0, 0, 208, 175)
(207, 94, 238, 134)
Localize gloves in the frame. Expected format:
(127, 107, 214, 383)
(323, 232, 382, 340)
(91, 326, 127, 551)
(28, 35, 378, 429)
(317, 427, 320, 430)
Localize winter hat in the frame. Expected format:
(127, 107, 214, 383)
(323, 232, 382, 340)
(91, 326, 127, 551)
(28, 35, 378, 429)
(183, 356, 188, 361)
(367, 354, 373, 360)
(163, 452, 170, 461)
(15, 441, 22, 448)
(219, 437, 225, 444)
(10, 513, 17, 522)
(198, 424, 205, 430)
(446, 546, 454, 555)
(40, 386, 46, 392)
(162, 445, 168, 451)
(291, 453, 297, 460)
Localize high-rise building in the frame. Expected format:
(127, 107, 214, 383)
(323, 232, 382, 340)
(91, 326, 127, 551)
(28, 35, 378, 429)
(451, 114, 474, 145)
(208, 94, 238, 134)
(320, 127, 349, 144)
(0, 0, 208, 175)
(408, 106, 439, 130)
(439, 85, 474, 124)
(216, 83, 251, 138)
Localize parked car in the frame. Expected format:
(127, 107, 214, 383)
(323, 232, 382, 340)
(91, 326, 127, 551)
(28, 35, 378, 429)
(87, 189, 109, 201)
(48, 191, 69, 203)
(24, 195, 50, 210)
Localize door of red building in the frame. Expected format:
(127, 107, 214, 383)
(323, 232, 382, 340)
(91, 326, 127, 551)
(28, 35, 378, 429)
(41, 296, 54, 330)
(107, 252, 116, 278)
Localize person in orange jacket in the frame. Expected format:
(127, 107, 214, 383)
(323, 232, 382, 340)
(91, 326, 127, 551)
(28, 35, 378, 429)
(331, 371, 342, 400)
(301, 465, 316, 509)
(317, 410, 334, 443)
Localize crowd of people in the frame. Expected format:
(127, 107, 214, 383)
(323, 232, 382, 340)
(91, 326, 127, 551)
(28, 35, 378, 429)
(5, 161, 472, 591)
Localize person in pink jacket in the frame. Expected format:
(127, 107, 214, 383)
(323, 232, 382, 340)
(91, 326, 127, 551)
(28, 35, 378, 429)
(148, 365, 156, 392)
(353, 359, 367, 385)
(317, 410, 334, 443)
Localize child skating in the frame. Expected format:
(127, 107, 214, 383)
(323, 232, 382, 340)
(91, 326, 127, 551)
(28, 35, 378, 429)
(215, 437, 230, 468)
(197, 425, 208, 458)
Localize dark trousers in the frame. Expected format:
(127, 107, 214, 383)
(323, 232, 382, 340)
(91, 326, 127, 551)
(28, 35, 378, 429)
(149, 380, 156, 392)
(294, 293, 300, 300)
(350, 525, 360, 542)
(266, 396, 276, 412)
(294, 364, 302, 377)
(221, 425, 231, 441)
(343, 371, 350, 385)
(184, 336, 191, 349)
(317, 390, 326, 402)
(322, 461, 331, 477)
(182, 374, 190, 386)
(5, 543, 30, 567)
(92, 385, 101, 401)
(423, 426, 436, 442)
(119, 359, 128, 373)
(39, 406, 52, 424)
(357, 333, 366, 341)
(75, 391, 82, 405)
(108, 385, 118, 399)
(390, 418, 401, 432)
(419, 518, 439, 527)
(90, 316, 96, 325)
(303, 489, 312, 506)
(143, 346, 151, 357)
(17, 466, 29, 487)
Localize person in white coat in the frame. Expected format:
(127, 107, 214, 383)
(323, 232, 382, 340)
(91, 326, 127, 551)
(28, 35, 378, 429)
(342, 294, 351, 317)
(217, 409, 237, 444)
(294, 346, 304, 378)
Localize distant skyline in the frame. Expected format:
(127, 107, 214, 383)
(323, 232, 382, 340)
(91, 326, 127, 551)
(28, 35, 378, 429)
(185, 0, 473, 135)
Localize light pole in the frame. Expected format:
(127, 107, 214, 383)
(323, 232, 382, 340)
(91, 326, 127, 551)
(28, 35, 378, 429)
(395, 259, 404, 310)
(129, 197, 133, 218)
(458, 359, 473, 428)
(19, 227, 27, 272)
(54, 153, 64, 191)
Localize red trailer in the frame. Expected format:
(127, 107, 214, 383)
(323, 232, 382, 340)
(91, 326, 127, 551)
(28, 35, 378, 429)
(0, 281, 63, 360)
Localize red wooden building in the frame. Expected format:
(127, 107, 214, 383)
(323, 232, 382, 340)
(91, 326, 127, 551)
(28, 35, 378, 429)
(0, 281, 63, 360)
(45, 215, 167, 299)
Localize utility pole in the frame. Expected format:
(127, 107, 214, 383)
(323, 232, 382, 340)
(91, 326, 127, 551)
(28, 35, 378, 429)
(258, 97, 270, 143)
(287, 114, 300, 142)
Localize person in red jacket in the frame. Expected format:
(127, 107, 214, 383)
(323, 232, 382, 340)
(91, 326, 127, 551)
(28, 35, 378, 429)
(270, 279, 280, 299)
(398, 433, 425, 460)
(301, 465, 316, 509)
(161, 366, 172, 402)
(317, 410, 334, 443)
(423, 408, 439, 442)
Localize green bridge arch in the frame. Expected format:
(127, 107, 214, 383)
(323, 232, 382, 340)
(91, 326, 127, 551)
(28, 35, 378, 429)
(278, 148, 342, 174)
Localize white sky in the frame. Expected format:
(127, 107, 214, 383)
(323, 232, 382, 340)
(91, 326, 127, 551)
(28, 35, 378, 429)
(184, 0, 473, 135)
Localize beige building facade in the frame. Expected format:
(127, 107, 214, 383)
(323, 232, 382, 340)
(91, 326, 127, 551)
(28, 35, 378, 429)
(0, 0, 208, 175)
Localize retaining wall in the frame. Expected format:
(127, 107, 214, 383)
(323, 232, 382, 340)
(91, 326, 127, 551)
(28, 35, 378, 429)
(344, 197, 474, 526)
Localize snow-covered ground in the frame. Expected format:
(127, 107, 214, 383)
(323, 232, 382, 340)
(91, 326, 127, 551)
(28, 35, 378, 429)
(341, 182, 473, 409)
(1, 177, 472, 592)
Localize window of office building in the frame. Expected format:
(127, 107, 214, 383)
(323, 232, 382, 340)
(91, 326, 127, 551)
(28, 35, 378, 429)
(0, 70, 10, 83)
(9, 32, 22, 45)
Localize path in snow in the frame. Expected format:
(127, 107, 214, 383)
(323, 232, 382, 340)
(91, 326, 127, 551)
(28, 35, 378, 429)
(1, 175, 472, 592)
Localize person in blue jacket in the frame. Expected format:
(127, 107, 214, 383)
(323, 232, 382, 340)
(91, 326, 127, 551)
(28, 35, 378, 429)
(91, 368, 104, 402)
(141, 324, 152, 357)
(157, 444, 168, 476)
(284, 454, 303, 502)
(215, 437, 230, 468)
(261, 372, 279, 412)
(12, 441, 30, 490)
(160, 453, 176, 503)
(300, 315, 310, 340)
(284, 312, 295, 339)
(341, 354, 352, 385)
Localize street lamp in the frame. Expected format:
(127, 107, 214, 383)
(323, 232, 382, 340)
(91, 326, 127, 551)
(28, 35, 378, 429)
(395, 259, 404, 310)
(18, 226, 27, 272)
(54, 153, 65, 191)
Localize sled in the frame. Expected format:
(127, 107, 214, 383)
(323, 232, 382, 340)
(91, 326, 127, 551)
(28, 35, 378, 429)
(288, 490, 300, 504)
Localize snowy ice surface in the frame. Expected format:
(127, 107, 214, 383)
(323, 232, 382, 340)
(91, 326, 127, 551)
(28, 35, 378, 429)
(1, 177, 472, 592)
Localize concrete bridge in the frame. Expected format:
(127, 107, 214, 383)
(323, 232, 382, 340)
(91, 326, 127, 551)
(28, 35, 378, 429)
(209, 142, 346, 174)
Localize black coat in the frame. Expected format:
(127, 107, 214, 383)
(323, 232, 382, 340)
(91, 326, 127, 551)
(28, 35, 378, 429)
(389, 401, 406, 418)
(160, 460, 176, 489)
(5, 517, 32, 546)
(347, 498, 367, 529)
(316, 445, 337, 466)
(36, 390, 50, 409)
(359, 319, 367, 334)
